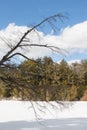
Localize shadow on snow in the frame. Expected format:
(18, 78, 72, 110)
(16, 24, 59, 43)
(0, 118, 87, 130)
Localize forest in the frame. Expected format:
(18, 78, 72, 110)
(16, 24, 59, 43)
(0, 56, 87, 101)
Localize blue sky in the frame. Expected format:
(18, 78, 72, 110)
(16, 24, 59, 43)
(0, 0, 87, 28)
(0, 0, 87, 63)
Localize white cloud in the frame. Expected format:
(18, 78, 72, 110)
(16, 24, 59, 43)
(0, 23, 52, 60)
(45, 21, 87, 54)
(67, 59, 81, 65)
(0, 21, 87, 61)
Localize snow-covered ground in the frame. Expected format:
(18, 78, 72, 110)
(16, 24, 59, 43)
(0, 100, 87, 130)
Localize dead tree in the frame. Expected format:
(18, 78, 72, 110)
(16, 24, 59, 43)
(0, 13, 66, 67)
(0, 13, 67, 101)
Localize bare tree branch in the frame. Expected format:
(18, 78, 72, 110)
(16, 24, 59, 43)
(0, 13, 65, 66)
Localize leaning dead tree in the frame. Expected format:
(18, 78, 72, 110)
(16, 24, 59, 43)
(0, 13, 65, 67)
(0, 13, 66, 102)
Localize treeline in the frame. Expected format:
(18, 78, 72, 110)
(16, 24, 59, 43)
(0, 57, 87, 101)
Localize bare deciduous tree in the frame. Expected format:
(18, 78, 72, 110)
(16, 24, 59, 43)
(0, 13, 67, 103)
(0, 13, 65, 67)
